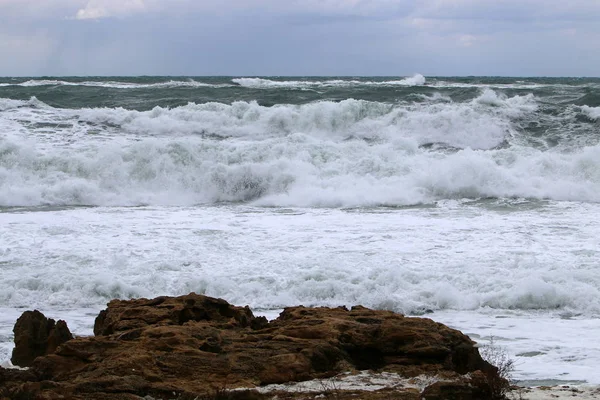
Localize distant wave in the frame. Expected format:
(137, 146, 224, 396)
(0, 80, 233, 89)
(2, 89, 534, 150)
(232, 74, 426, 89)
(0, 96, 50, 111)
(429, 81, 600, 90)
(431, 82, 547, 89)
(0, 76, 427, 90)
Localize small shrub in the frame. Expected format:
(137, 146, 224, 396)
(317, 376, 342, 399)
(479, 336, 515, 399)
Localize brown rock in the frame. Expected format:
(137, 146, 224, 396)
(10, 310, 73, 367)
(421, 371, 494, 400)
(94, 293, 268, 336)
(1, 293, 502, 400)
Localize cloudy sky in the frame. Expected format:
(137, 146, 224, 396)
(0, 0, 599, 76)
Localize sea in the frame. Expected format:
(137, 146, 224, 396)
(1, 75, 599, 385)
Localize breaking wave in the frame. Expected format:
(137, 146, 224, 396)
(232, 74, 426, 88)
(0, 75, 427, 90)
(2, 89, 599, 208)
(2, 133, 600, 208)
(582, 105, 600, 120)
(37, 88, 535, 148)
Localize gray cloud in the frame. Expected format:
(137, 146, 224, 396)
(75, 0, 146, 20)
(0, 0, 598, 76)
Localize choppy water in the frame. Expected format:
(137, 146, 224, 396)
(1, 75, 599, 383)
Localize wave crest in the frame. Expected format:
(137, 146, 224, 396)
(66, 90, 535, 151)
(5, 90, 596, 208)
(2, 131, 600, 208)
(582, 105, 600, 120)
(232, 74, 426, 89)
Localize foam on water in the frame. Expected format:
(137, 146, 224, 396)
(433, 311, 600, 385)
(581, 105, 600, 120)
(74, 89, 530, 145)
(5, 90, 588, 208)
(1, 203, 599, 314)
(3, 133, 600, 207)
(430, 81, 560, 90)
(0, 76, 427, 90)
(0, 79, 232, 89)
(0, 89, 538, 143)
(2, 77, 600, 385)
(232, 74, 426, 88)
(2, 130, 600, 207)
(1, 204, 600, 382)
(0, 97, 49, 112)
(71, 90, 532, 148)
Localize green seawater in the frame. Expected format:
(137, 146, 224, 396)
(1, 76, 599, 109)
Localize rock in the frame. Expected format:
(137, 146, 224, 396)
(0, 293, 502, 400)
(93, 294, 267, 336)
(421, 371, 494, 400)
(10, 310, 73, 367)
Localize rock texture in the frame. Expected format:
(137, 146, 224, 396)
(0, 293, 504, 400)
(11, 310, 73, 367)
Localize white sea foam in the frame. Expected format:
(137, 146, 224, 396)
(1, 194, 600, 384)
(4, 133, 600, 207)
(0, 96, 49, 111)
(429, 81, 599, 91)
(232, 74, 426, 88)
(1, 76, 427, 90)
(2, 89, 536, 147)
(2, 201, 600, 385)
(2, 78, 599, 387)
(1, 201, 600, 311)
(581, 105, 600, 120)
(2, 90, 599, 208)
(0, 80, 232, 89)
(431, 81, 548, 89)
(394, 73, 426, 86)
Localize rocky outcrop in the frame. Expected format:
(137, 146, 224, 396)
(93, 294, 268, 336)
(421, 371, 493, 400)
(0, 293, 503, 400)
(11, 310, 73, 367)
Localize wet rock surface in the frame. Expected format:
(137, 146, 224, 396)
(0, 293, 503, 399)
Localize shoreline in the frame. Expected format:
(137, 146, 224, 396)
(249, 374, 600, 400)
(2, 361, 599, 399)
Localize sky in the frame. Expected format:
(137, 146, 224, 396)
(0, 0, 599, 76)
